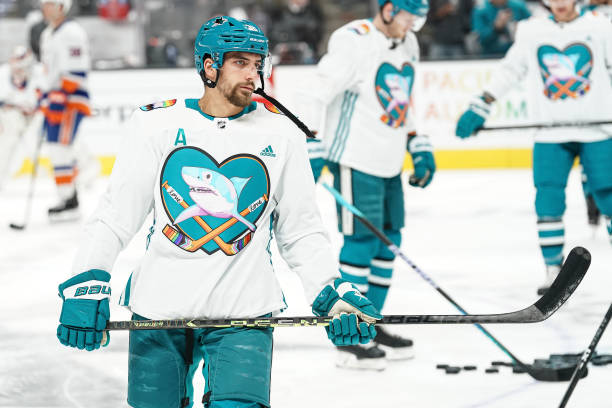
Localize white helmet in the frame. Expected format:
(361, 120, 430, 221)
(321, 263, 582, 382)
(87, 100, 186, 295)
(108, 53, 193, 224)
(40, 0, 72, 13)
(9, 46, 34, 71)
(9, 46, 34, 82)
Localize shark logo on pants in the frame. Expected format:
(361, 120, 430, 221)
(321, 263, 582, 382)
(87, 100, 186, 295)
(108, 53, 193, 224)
(160, 147, 270, 255)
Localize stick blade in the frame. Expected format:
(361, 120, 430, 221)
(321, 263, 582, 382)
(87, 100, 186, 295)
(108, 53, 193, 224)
(533, 246, 591, 320)
(528, 360, 588, 382)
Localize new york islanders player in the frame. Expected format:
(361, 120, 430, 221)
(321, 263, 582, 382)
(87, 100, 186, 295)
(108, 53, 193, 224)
(55, 16, 381, 408)
(39, 0, 91, 221)
(456, 0, 612, 294)
(304, 0, 436, 369)
(0, 46, 41, 189)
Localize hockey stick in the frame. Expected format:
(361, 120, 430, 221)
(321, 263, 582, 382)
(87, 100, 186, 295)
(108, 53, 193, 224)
(480, 120, 612, 132)
(9, 124, 45, 230)
(162, 180, 266, 254)
(105, 249, 588, 331)
(558, 302, 612, 407)
(321, 182, 590, 381)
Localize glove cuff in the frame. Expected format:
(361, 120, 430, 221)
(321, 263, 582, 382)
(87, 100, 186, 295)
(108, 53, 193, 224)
(59, 270, 111, 301)
(407, 134, 433, 154)
(468, 96, 492, 119)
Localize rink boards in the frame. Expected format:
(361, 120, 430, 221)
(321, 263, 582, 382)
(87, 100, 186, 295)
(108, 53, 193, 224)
(16, 60, 539, 176)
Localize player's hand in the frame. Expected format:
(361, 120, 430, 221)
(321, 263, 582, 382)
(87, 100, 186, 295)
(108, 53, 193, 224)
(312, 278, 381, 346)
(57, 269, 111, 351)
(455, 96, 491, 138)
(407, 134, 435, 188)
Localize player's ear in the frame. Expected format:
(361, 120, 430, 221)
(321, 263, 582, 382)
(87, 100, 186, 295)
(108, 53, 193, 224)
(381, 2, 394, 20)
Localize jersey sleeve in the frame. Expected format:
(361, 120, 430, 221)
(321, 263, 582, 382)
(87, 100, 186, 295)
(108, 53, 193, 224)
(485, 20, 530, 99)
(298, 28, 368, 138)
(603, 17, 612, 84)
(71, 110, 159, 276)
(50, 26, 90, 93)
(272, 133, 339, 303)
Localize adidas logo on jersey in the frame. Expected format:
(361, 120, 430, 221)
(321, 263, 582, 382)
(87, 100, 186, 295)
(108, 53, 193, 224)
(260, 145, 276, 157)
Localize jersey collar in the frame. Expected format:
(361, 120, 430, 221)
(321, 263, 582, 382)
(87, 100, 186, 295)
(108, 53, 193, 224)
(185, 98, 257, 121)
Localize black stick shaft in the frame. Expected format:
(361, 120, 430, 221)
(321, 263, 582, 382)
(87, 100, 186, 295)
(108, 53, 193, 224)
(12, 126, 45, 229)
(481, 120, 612, 131)
(323, 183, 529, 367)
(558, 303, 612, 408)
(356, 213, 528, 366)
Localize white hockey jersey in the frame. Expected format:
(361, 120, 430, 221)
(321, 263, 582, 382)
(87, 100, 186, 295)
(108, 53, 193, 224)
(71, 99, 339, 320)
(0, 63, 42, 114)
(486, 11, 612, 142)
(304, 19, 420, 178)
(40, 19, 91, 121)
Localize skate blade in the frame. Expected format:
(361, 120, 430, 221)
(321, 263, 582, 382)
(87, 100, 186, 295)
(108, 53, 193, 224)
(377, 344, 415, 361)
(335, 351, 387, 371)
(48, 209, 81, 223)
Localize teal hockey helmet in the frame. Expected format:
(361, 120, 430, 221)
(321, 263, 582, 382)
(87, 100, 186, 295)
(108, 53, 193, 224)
(378, 0, 429, 30)
(194, 16, 270, 87)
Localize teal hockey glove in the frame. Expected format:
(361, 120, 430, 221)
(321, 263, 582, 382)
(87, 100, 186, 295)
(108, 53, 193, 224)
(407, 134, 435, 188)
(312, 278, 381, 346)
(455, 95, 491, 138)
(57, 269, 111, 351)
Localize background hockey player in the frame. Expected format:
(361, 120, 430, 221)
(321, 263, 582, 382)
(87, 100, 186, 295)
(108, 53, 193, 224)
(455, 0, 612, 294)
(39, 0, 91, 221)
(55, 16, 380, 408)
(0, 46, 41, 190)
(304, 0, 436, 370)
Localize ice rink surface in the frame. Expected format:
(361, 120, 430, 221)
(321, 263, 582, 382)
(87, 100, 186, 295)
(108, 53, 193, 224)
(1, 168, 611, 408)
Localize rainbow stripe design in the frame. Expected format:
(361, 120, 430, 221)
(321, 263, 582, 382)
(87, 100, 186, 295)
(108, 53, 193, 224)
(140, 99, 177, 112)
(162, 224, 200, 252)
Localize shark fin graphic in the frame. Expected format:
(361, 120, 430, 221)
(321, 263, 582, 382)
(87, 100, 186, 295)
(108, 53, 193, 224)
(232, 211, 256, 231)
(174, 204, 209, 225)
(230, 176, 251, 196)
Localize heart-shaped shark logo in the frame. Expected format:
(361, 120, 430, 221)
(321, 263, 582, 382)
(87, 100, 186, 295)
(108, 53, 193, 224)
(374, 62, 415, 128)
(537, 43, 593, 100)
(160, 147, 270, 255)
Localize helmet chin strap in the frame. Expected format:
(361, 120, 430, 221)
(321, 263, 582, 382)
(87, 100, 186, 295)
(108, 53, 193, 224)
(254, 74, 315, 139)
(201, 69, 220, 88)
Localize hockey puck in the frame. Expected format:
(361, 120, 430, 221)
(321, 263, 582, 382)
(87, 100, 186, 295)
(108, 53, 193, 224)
(491, 361, 512, 367)
(436, 364, 449, 369)
(445, 366, 461, 374)
(9, 223, 25, 230)
(463, 365, 477, 371)
(485, 367, 499, 374)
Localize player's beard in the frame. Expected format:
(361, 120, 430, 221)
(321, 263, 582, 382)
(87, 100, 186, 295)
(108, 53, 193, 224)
(222, 81, 255, 108)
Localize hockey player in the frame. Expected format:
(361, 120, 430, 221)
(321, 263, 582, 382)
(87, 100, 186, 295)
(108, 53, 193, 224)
(0, 46, 40, 190)
(39, 0, 91, 221)
(55, 16, 380, 408)
(304, 0, 436, 370)
(455, 0, 612, 294)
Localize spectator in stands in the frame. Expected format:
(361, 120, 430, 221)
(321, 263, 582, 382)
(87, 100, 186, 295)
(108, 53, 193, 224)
(471, 0, 530, 56)
(268, 0, 324, 64)
(428, 0, 473, 59)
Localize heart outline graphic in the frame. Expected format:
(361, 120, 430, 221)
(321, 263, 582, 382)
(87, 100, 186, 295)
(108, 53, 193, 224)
(374, 62, 415, 128)
(537, 43, 593, 100)
(159, 146, 270, 255)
